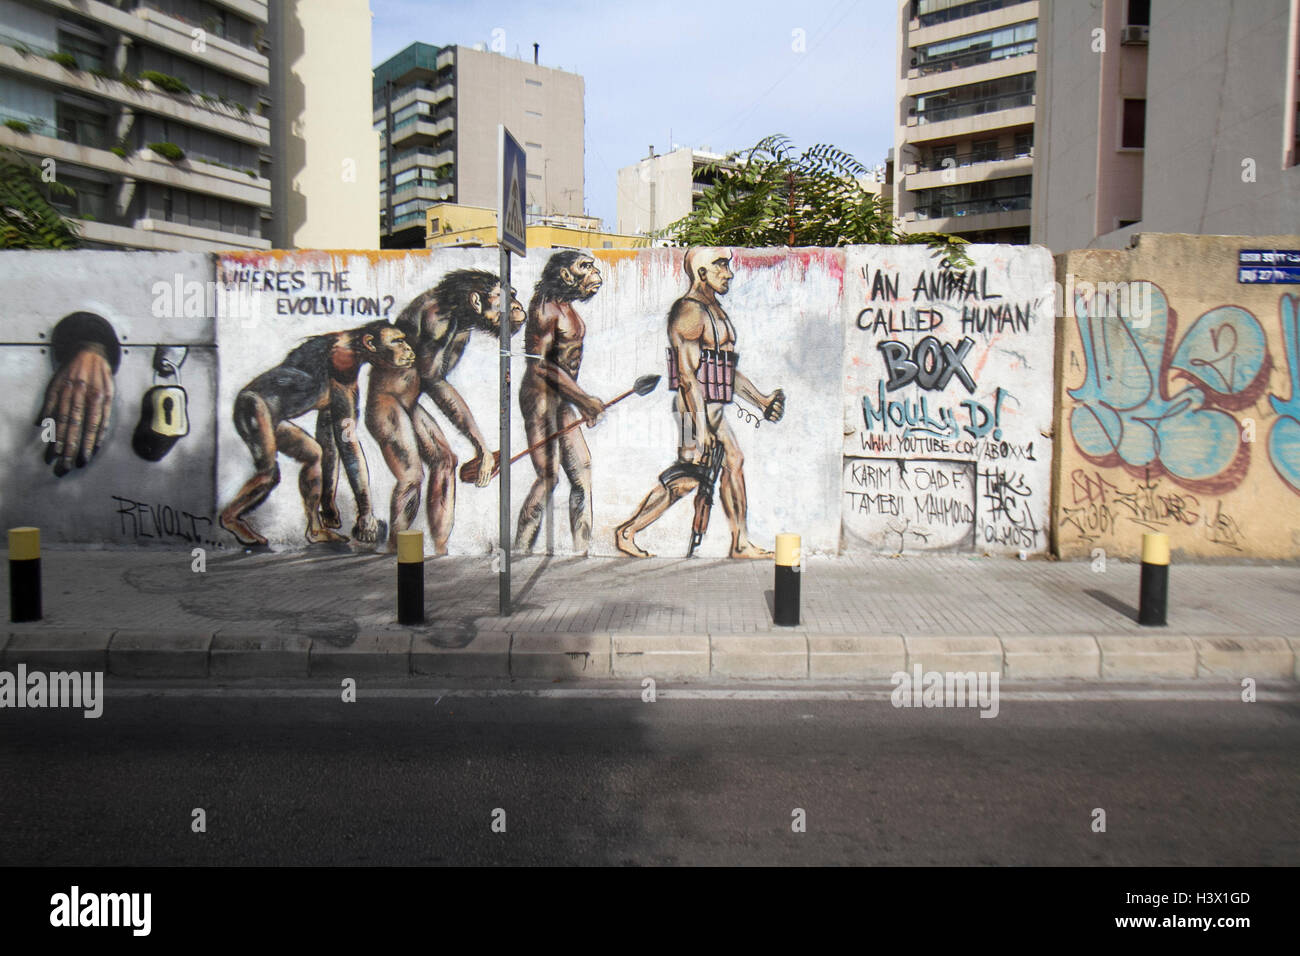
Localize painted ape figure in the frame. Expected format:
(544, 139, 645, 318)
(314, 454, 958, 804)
(515, 251, 607, 555)
(220, 320, 415, 548)
(361, 269, 525, 554)
(616, 247, 786, 559)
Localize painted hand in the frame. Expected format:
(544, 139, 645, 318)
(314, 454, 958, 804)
(38, 344, 115, 476)
(764, 388, 786, 423)
(691, 430, 717, 466)
(580, 395, 605, 428)
(468, 453, 494, 488)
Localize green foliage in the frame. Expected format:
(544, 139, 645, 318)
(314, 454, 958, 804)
(119, 72, 143, 91)
(47, 51, 77, 69)
(110, 146, 127, 158)
(660, 134, 973, 268)
(3, 119, 31, 133)
(0, 147, 80, 249)
(140, 70, 190, 94)
(148, 141, 185, 161)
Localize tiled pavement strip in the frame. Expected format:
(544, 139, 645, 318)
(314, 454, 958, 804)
(1, 548, 1297, 681)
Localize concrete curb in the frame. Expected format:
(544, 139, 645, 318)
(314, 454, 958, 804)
(0, 628, 1296, 682)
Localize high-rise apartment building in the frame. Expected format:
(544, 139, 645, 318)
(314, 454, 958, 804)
(373, 42, 585, 249)
(893, 0, 1039, 244)
(1032, 0, 1300, 250)
(616, 146, 731, 237)
(0, 0, 272, 250)
(0, 0, 375, 251)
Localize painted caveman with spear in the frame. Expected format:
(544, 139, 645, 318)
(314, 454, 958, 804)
(461, 250, 658, 555)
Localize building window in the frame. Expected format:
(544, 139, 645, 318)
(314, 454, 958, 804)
(971, 139, 999, 163)
(57, 28, 106, 73)
(1127, 0, 1151, 27)
(525, 110, 543, 118)
(915, 21, 1036, 76)
(1014, 130, 1033, 157)
(525, 79, 542, 87)
(526, 141, 542, 149)
(1121, 98, 1146, 148)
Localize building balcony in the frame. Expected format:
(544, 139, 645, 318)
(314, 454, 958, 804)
(0, 46, 269, 147)
(208, 0, 269, 25)
(74, 215, 270, 251)
(903, 151, 1033, 191)
(384, 182, 454, 204)
(907, 1, 1039, 48)
(0, 125, 270, 207)
(383, 114, 453, 147)
(373, 84, 453, 123)
(903, 206, 1031, 236)
(906, 103, 1036, 143)
(39, 0, 269, 86)
(436, 49, 454, 71)
(906, 53, 1038, 96)
(387, 148, 453, 177)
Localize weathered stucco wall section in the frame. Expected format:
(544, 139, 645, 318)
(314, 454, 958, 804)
(216, 247, 845, 557)
(1054, 233, 1300, 561)
(0, 251, 219, 548)
(841, 246, 1056, 554)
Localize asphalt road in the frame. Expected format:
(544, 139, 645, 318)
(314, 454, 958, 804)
(1, 682, 1297, 866)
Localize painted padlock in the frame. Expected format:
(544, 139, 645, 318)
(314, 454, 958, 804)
(132, 364, 189, 461)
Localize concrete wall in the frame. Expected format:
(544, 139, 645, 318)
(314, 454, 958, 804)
(0, 252, 219, 549)
(1054, 233, 1300, 561)
(842, 245, 1057, 554)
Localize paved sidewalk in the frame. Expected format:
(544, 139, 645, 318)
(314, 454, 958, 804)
(2, 548, 1297, 681)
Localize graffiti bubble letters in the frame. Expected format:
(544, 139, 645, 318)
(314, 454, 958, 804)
(879, 336, 976, 393)
(1068, 283, 1271, 493)
(1267, 294, 1300, 494)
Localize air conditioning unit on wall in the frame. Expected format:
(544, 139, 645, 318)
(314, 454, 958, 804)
(1121, 25, 1150, 45)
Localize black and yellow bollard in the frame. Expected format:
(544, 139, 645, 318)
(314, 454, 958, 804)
(397, 530, 424, 625)
(774, 533, 801, 627)
(9, 527, 41, 623)
(1138, 532, 1169, 627)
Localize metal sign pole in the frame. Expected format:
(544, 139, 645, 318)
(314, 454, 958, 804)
(498, 245, 511, 618)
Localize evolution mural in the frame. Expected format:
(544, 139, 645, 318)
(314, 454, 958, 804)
(841, 246, 1056, 554)
(216, 247, 842, 558)
(1056, 235, 1300, 560)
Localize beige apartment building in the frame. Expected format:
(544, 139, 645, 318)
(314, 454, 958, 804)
(1032, 0, 1300, 251)
(894, 0, 1039, 244)
(615, 145, 731, 237)
(0, 0, 375, 251)
(374, 42, 585, 248)
(269, 0, 378, 249)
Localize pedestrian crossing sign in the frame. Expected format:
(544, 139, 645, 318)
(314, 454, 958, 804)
(499, 126, 527, 256)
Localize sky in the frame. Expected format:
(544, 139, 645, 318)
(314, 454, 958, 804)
(370, 0, 898, 230)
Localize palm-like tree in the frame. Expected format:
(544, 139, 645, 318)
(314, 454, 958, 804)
(661, 135, 971, 267)
(1, 146, 80, 249)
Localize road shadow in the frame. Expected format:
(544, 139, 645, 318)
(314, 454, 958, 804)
(1084, 588, 1139, 623)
